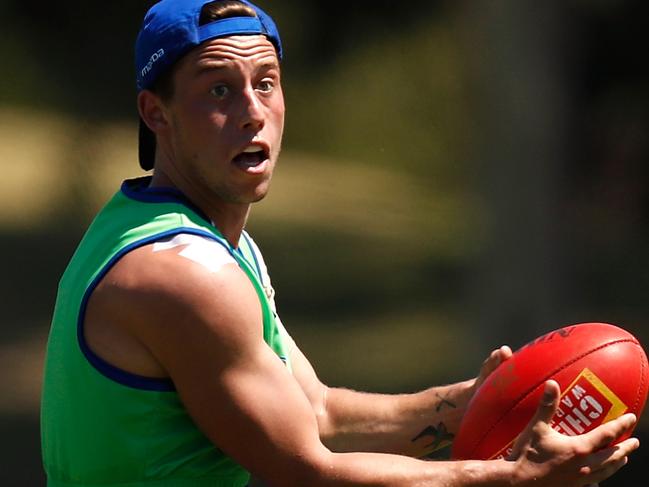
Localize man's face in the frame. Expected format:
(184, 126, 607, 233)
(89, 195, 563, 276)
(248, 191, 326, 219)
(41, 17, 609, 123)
(159, 34, 285, 205)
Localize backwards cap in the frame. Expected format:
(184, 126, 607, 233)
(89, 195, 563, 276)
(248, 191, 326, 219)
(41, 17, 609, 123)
(135, 0, 282, 169)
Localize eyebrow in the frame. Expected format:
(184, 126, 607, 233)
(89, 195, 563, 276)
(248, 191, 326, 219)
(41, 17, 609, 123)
(194, 62, 230, 76)
(194, 60, 280, 77)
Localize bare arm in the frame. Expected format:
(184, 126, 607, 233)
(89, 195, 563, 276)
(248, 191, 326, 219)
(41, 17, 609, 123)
(97, 249, 515, 486)
(291, 340, 512, 457)
(94, 247, 639, 486)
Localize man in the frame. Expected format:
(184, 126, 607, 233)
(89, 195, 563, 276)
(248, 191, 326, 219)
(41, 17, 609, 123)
(41, 0, 639, 485)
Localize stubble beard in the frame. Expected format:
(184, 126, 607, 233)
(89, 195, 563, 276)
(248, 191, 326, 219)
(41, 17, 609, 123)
(184, 137, 281, 207)
(197, 162, 274, 206)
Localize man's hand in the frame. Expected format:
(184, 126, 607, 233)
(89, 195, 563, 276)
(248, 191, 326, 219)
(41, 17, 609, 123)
(509, 380, 639, 486)
(474, 345, 513, 391)
(460, 345, 513, 410)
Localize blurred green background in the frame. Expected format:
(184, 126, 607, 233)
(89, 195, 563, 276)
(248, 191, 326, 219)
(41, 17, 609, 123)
(1, 0, 648, 484)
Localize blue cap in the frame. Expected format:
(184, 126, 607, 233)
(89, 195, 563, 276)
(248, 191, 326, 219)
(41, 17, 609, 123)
(135, 0, 283, 92)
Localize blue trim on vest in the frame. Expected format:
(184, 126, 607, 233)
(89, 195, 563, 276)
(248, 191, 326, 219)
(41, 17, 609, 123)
(121, 177, 212, 223)
(241, 232, 263, 283)
(77, 228, 235, 392)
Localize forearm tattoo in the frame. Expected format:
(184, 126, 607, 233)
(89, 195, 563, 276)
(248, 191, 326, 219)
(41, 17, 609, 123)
(435, 392, 457, 413)
(410, 394, 458, 459)
(411, 422, 454, 459)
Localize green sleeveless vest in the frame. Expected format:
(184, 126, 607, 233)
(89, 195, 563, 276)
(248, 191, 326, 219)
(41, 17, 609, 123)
(41, 177, 291, 486)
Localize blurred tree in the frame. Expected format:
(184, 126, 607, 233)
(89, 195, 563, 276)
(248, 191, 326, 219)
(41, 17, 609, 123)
(461, 2, 571, 347)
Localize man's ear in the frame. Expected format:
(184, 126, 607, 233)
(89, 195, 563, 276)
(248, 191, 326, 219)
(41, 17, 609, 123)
(138, 90, 169, 135)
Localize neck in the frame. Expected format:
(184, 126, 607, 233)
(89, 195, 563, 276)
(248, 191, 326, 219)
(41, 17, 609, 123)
(149, 169, 251, 248)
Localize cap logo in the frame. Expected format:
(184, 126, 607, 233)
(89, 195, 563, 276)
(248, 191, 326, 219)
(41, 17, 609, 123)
(141, 48, 166, 79)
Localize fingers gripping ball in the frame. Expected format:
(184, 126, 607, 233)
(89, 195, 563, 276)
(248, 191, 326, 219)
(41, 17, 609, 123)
(451, 323, 649, 460)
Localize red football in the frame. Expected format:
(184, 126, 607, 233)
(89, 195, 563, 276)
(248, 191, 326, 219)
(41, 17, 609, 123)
(451, 323, 649, 460)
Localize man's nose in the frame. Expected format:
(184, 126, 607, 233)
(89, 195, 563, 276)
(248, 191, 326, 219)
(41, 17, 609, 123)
(240, 88, 265, 131)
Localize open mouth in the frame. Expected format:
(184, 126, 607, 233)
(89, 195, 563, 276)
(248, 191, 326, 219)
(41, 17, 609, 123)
(232, 145, 269, 170)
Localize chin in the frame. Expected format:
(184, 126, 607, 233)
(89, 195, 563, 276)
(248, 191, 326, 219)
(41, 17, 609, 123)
(228, 183, 271, 205)
(249, 177, 273, 203)
(249, 187, 271, 204)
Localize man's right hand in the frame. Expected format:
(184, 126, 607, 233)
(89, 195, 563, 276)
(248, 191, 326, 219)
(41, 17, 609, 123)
(508, 380, 639, 486)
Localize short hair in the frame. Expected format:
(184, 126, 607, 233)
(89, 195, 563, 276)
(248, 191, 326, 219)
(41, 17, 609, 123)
(139, 0, 260, 171)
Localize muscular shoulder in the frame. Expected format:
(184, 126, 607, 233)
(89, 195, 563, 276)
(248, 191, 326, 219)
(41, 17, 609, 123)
(87, 233, 264, 376)
(103, 234, 238, 296)
(112, 234, 256, 317)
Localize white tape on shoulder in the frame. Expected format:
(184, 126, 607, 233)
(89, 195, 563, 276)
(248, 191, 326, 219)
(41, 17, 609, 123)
(152, 234, 197, 251)
(152, 234, 236, 273)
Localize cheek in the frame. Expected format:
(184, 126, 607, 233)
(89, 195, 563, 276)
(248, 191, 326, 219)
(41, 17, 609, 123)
(272, 110, 285, 134)
(270, 99, 286, 134)
(180, 105, 228, 141)
(178, 95, 219, 122)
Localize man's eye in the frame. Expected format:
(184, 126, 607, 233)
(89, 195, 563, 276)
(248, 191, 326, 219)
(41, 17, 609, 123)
(257, 80, 274, 93)
(210, 85, 229, 99)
